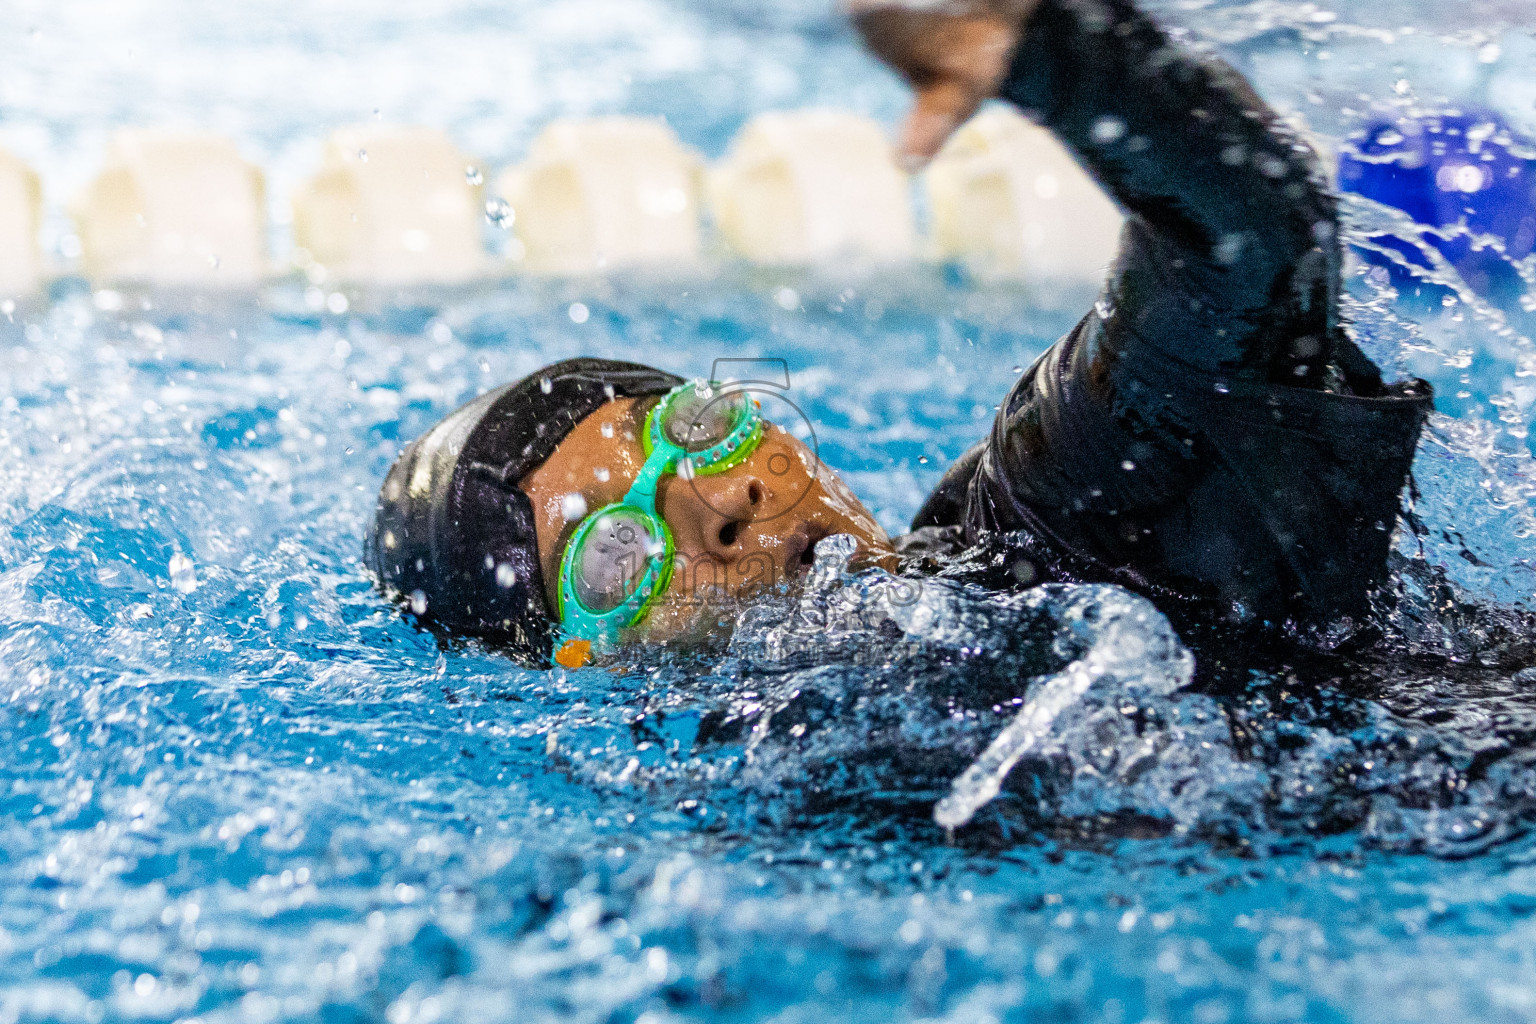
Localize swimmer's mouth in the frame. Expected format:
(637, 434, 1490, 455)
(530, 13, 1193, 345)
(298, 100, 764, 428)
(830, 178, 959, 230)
(784, 526, 828, 580)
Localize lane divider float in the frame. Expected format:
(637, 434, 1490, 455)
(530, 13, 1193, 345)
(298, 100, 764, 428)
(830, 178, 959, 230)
(0, 147, 42, 301)
(499, 117, 704, 275)
(293, 125, 488, 287)
(74, 130, 267, 290)
(1, 107, 1151, 300)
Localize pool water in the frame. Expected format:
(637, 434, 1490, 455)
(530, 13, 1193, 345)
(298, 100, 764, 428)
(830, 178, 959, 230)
(5, 1, 1536, 1022)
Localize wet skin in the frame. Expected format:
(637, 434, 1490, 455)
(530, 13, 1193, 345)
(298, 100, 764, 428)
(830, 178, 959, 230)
(520, 396, 896, 643)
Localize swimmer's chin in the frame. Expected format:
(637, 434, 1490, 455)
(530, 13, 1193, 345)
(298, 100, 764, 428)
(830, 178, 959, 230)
(626, 585, 793, 649)
(630, 598, 740, 647)
(615, 532, 900, 651)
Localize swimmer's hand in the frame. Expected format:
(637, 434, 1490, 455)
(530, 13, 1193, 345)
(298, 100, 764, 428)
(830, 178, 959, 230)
(846, 0, 1036, 169)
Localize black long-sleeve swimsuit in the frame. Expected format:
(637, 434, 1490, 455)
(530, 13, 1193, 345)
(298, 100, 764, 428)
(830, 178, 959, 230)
(909, 0, 1433, 623)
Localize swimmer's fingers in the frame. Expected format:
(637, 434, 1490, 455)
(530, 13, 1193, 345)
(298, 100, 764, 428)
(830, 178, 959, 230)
(850, 8, 1022, 168)
(901, 80, 982, 169)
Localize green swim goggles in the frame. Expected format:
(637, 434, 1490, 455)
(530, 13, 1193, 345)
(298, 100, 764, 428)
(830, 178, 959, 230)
(556, 379, 765, 647)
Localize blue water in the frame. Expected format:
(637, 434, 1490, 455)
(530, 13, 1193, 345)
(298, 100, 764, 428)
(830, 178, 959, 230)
(6, 1, 1536, 1021)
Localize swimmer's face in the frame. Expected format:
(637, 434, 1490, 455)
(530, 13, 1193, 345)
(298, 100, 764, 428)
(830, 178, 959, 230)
(521, 396, 895, 644)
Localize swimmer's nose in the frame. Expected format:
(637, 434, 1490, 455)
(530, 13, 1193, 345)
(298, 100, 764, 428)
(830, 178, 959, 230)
(663, 473, 768, 556)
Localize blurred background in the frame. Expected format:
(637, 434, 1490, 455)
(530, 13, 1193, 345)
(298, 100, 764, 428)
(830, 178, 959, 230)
(0, 0, 1531, 272)
(3, 3, 1536, 1023)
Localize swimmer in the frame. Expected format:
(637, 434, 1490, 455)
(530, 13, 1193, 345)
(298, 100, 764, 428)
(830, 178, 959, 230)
(366, 0, 1433, 664)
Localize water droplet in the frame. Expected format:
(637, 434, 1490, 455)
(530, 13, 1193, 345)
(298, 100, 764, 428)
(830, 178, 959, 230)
(540, 377, 553, 394)
(495, 563, 518, 588)
(357, 149, 368, 162)
(1121, 460, 1136, 471)
(1214, 381, 1231, 394)
(1256, 153, 1288, 179)
(774, 287, 800, 311)
(484, 197, 514, 228)
(561, 493, 587, 521)
(169, 552, 197, 594)
(465, 165, 483, 186)
(678, 458, 696, 481)
(594, 467, 610, 482)
(1091, 116, 1127, 145)
(600, 422, 614, 438)
(918, 455, 929, 464)
(568, 303, 590, 324)
(1215, 233, 1245, 265)
(408, 590, 428, 615)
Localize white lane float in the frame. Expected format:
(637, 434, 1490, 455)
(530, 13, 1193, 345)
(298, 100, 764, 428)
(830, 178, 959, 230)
(74, 131, 267, 289)
(708, 109, 917, 267)
(498, 117, 703, 275)
(925, 106, 1124, 283)
(293, 125, 487, 286)
(0, 148, 42, 300)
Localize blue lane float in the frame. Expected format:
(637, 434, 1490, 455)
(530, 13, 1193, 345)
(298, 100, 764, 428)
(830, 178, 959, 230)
(1339, 112, 1536, 307)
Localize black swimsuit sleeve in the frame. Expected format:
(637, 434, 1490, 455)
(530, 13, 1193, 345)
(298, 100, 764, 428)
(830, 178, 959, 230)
(920, 0, 1432, 621)
(1000, 0, 1339, 381)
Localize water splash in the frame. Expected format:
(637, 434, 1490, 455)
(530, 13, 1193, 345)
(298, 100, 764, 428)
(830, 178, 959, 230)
(0, 0, 1535, 1021)
(934, 589, 1195, 830)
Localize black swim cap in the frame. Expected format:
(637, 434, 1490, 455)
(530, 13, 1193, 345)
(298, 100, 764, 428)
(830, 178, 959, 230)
(364, 358, 683, 663)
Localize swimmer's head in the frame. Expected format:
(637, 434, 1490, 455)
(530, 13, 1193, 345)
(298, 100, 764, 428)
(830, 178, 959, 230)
(365, 358, 892, 663)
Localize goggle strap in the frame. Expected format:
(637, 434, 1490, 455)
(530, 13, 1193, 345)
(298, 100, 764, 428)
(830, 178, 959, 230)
(556, 380, 764, 647)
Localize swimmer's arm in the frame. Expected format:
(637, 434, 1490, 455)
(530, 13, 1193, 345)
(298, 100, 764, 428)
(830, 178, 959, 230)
(854, 0, 1337, 348)
(997, 0, 1337, 327)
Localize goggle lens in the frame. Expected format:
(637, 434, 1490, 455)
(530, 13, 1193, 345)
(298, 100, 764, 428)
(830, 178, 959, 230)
(571, 508, 662, 614)
(662, 385, 753, 453)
